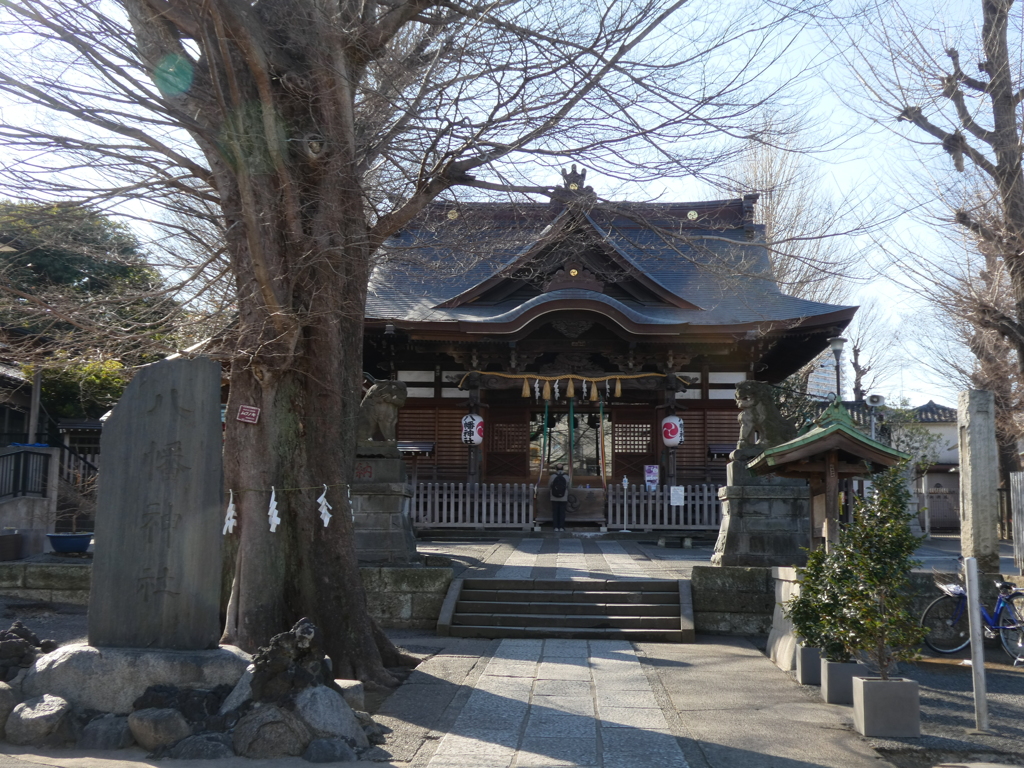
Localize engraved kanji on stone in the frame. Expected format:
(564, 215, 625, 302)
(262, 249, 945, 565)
(137, 565, 180, 602)
(143, 441, 191, 482)
(146, 387, 195, 420)
(141, 502, 181, 545)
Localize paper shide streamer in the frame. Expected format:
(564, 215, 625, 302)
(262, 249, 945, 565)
(268, 487, 281, 532)
(317, 485, 333, 527)
(223, 489, 237, 535)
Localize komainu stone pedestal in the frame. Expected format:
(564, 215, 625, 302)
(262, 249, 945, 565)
(712, 475, 810, 568)
(351, 459, 417, 564)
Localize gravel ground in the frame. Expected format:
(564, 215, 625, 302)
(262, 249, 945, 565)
(872, 651, 1024, 768)
(786, 644, 1024, 768)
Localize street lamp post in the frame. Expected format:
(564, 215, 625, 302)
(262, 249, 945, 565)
(827, 336, 847, 401)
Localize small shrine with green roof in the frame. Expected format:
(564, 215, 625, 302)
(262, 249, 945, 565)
(713, 399, 909, 566)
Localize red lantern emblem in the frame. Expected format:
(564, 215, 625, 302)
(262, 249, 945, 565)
(661, 415, 684, 447)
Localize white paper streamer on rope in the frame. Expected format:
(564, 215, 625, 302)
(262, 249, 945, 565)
(553, 380, 560, 400)
(534, 379, 540, 401)
(317, 484, 333, 528)
(268, 487, 281, 532)
(223, 489, 237, 535)
(582, 380, 588, 400)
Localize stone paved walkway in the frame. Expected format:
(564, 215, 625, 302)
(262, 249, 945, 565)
(377, 631, 889, 768)
(423, 638, 685, 768)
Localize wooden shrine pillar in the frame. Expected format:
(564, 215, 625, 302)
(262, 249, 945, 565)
(663, 376, 678, 487)
(808, 450, 841, 552)
(467, 374, 481, 484)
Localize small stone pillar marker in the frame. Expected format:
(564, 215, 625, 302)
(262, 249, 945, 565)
(958, 390, 1001, 573)
(88, 357, 223, 650)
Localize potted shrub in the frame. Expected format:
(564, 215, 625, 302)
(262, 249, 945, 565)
(830, 466, 926, 737)
(791, 465, 925, 734)
(45, 473, 95, 554)
(784, 542, 861, 702)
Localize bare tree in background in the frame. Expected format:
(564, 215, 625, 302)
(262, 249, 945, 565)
(723, 124, 860, 305)
(0, 0, 825, 682)
(832, 0, 1024, 511)
(844, 298, 902, 401)
(914, 241, 1023, 518)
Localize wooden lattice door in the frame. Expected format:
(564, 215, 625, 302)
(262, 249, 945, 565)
(485, 408, 530, 480)
(611, 408, 656, 484)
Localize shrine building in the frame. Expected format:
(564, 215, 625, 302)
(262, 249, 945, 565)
(362, 169, 856, 531)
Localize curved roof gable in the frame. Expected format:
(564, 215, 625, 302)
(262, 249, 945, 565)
(366, 192, 854, 333)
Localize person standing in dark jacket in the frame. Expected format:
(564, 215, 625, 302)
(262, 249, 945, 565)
(548, 463, 569, 531)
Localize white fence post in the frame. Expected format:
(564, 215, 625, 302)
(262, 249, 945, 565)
(410, 481, 723, 530)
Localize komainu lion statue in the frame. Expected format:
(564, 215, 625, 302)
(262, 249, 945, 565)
(356, 380, 407, 442)
(734, 380, 797, 457)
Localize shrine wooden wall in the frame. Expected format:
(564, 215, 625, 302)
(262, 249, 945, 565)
(397, 401, 739, 485)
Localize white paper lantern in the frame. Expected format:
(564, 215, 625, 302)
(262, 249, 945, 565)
(461, 413, 484, 445)
(661, 415, 684, 447)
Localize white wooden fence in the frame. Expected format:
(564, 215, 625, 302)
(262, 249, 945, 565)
(605, 484, 722, 531)
(410, 482, 723, 531)
(411, 483, 535, 529)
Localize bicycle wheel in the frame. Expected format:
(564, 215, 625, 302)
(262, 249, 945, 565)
(998, 595, 1024, 661)
(921, 594, 971, 653)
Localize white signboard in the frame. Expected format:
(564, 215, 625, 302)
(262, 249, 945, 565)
(670, 485, 686, 506)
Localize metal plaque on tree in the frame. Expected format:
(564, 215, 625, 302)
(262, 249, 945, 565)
(88, 357, 223, 650)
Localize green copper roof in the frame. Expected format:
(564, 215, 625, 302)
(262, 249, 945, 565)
(747, 399, 909, 474)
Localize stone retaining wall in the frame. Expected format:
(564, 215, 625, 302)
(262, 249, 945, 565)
(690, 565, 774, 635)
(0, 562, 91, 604)
(0, 561, 453, 630)
(360, 566, 453, 630)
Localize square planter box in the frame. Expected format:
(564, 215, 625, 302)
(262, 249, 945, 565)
(852, 677, 920, 737)
(795, 645, 820, 686)
(820, 659, 861, 705)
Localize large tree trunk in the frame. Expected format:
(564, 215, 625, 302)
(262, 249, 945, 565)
(209, 115, 404, 682)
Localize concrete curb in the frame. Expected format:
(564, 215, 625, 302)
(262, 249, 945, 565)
(435, 578, 463, 637)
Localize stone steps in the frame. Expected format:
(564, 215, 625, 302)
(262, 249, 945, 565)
(455, 600, 680, 616)
(436, 578, 695, 642)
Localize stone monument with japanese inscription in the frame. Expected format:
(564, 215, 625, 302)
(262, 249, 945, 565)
(88, 357, 223, 649)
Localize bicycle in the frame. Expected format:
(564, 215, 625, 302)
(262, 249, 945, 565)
(920, 574, 1024, 661)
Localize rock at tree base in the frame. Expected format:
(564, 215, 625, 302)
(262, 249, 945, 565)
(77, 714, 134, 750)
(166, 732, 234, 759)
(355, 710, 388, 745)
(0, 681, 17, 738)
(303, 737, 358, 763)
(233, 704, 312, 758)
(333, 679, 364, 712)
(22, 643, 250, 714)
(250, 618, 334, 704)
(133, 683, 232, 724)
(294, 686, 368, 746)
(88, 357, 223, 650)
(0, 621, 57, 683)
(218, 666, 253, 715)
(5, 694, 70, 746)
(127, 707, 191, 751)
